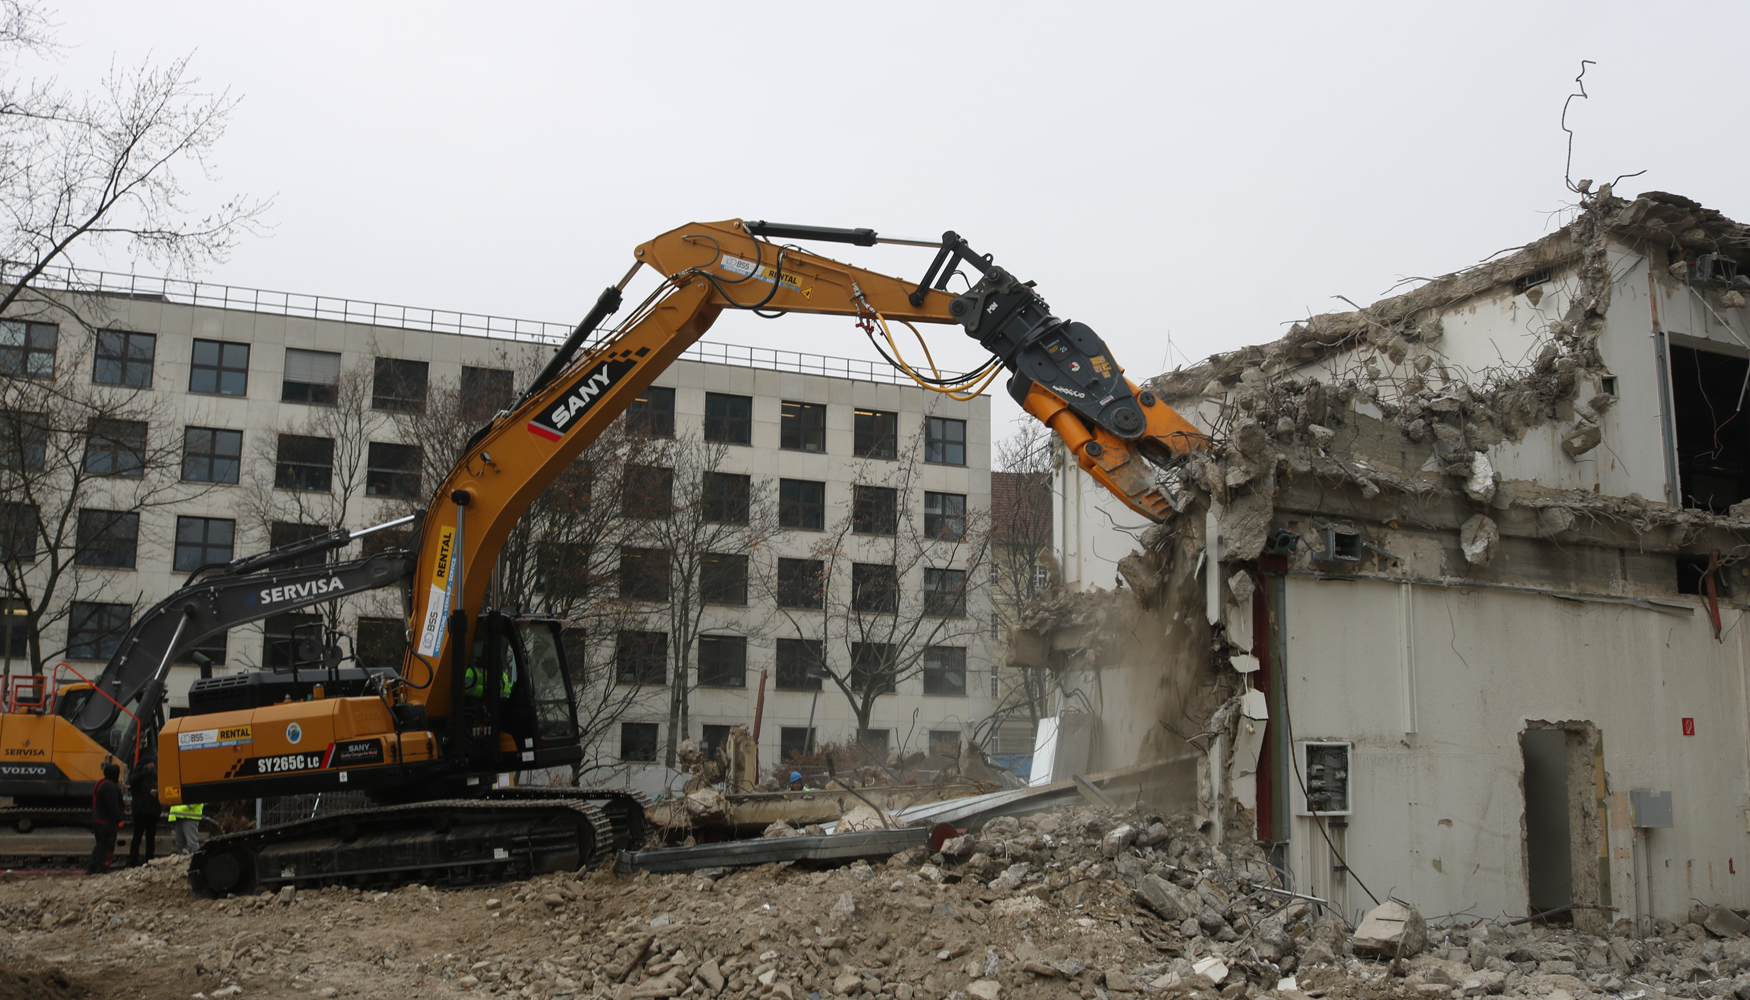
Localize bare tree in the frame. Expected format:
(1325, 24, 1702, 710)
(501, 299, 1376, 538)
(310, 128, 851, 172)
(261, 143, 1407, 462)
(612, 430, 776, 769)
(0, 329, 216, 673)
(767, 436, 993, 751)
(986, 419, 1056, 745)
(0, 0, 267, 317)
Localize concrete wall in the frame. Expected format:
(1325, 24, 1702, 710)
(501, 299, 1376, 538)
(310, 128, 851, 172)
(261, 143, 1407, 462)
(1279, 574, 1750, 926)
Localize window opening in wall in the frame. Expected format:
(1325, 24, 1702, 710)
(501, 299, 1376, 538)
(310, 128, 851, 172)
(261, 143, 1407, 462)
(68, 601, 129, 659)
(84, 420, 146, 477)
(355, 617, 405, 669)
(702, 724, 732, 758)
(704, 392, 752, 445)
(461, 366, 513, 422)
(0, 503, 39, 563)
(190, 339, 249, 396)
(627, 385, 675, 438)
(275, 434, 333, 492)
(1514, 268, 1553, 294)
(776, 558, 824, 609)
(366, 442, 422, 499)
(615, 631, 667, 686)
(852, 485, 897, 535)
(93, 330, 155, 387)
(1671, 344, 1750, 512)
(923, 491, 966, 541)
(621, 722, 659, 762)
(174, 516, 235, 572)
(75, 510, 139, 568)
(183, 427, 242, 484)
(283, 348, 340, 405)
(1676, 553, 1730, 598)
(775, 638, 824, 691)
(621, 465, 673, 518)
(702, 472, 750, 524)
(781, 401, 826, 452)
(1600, 376, 1618, 397)
(372, 357, 428, 413)
(701, 552, 748, 605)
(779, 726, 816, 762)
(854, 409, 897, 459)
(925, 416, 966, 466)
(0, 320, 56, 377)
(618, 547, 670, 602)
(697, 634, 747, 688)
(778, 479, 824, 530)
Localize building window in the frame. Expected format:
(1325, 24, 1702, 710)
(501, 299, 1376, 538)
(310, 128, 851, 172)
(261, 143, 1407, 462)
(923, 646, 967, 696)
(366, 442, 422, 499)
(775, 638, 825, 691)
(189, 339, 250, 396)
(173, 516, 235, 573)
(701, 552, 748, 605)
(779, 726, 816, 763)
(355, 617, 406, 669)
(461, 366, 514, 423)
(702, 724, 733, 758)
(704, 392, 752, 445)
(850, 642, 897, 695)
(275, 434, 333, 492)
(619, 547, 670, 603)
(536, 540, 591, 601)
(697, 634, 747, 688)
(372, 357, 428, 413)
(620, 722, 660, 763)
(622, 465, 673, 518)
(1, 600, 26, 660)
(1033, 564, 1051, 590)
(854, 409, 897, 459)
(68, 601, 130, 660)
(924, 568, 967, 617)
(776, 558, 824, 609)
(851, 563, 898, 614)
(852, 485, 898, 536)
(627, 385, 675, 438)
(1671, 344, 1750, 512)
(93, 330, 155, 387)
(929, 730, 960, 756)
(780, 401, 826, 453)
(615, 631, 667, 686)
(269, 522, 329, 568)
(0, 320, 56, 378)
(263, 612, 320, 669)
(778, 479, 824, 530)
(924, 492, 967, 541)
(0, 503, 38, 563)
(0, 410, 47, 471)
(925, 416, 966, 466)
(83, 419, 147, 478)
(182, 427, 242, 484)
(75, 510, 139, 569)
(282, 348, 340, 405)
(702, 472, 750, 525)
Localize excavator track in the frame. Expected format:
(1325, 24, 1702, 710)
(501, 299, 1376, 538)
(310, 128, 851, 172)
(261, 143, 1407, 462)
(484, 785, 652, 852)
(186, 797, 614, 897)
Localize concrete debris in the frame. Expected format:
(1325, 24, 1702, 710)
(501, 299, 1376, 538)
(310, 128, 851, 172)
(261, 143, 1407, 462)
(1350, 899, 1429, 959)
(1561, 421, 1603, 458)
(1706, 904, 1750, 937)
(1460, 514, 1499, 568)
(1464, 452, 1497, 504)
(1226, 568, 1256, 603)
(835, 804, 898, 833)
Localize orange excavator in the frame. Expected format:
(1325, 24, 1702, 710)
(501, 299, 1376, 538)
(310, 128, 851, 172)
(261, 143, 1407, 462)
(155, 220, 1207, 895)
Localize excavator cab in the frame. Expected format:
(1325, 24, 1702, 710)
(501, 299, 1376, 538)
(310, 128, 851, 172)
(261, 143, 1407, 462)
(453, 614, 581, 775)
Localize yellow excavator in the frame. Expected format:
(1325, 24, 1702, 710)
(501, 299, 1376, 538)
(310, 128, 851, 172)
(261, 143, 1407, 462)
(146, 219, 1206, 895)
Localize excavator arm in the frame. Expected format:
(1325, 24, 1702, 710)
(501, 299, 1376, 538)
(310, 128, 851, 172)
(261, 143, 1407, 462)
(408, 219, 1207, 722)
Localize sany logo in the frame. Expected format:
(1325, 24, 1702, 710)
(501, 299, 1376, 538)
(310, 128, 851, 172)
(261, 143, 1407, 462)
(527, 359, 637, 442)
(258, 576, 345, 606)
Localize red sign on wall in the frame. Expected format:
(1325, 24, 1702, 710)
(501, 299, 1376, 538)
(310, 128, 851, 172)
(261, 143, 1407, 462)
(1683, 718, 1696, 736)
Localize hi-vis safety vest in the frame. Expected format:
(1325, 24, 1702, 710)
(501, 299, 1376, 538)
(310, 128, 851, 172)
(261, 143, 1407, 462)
(169, 802, 204, 820)
(464, 663, 514, 700)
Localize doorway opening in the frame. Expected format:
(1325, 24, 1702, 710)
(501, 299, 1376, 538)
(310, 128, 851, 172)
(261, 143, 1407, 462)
(1520, 722, 1606, 930)
(1670, 344, 1750, 512)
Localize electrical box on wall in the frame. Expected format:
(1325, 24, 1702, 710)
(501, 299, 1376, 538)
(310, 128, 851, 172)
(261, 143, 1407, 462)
(1293, 741, 1353, 816)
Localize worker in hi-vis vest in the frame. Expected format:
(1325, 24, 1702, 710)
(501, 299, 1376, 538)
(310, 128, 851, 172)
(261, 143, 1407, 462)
(169, 800, 204, 854)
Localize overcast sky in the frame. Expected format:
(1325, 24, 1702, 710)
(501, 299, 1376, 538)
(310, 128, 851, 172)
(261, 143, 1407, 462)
(38, 2, 1750, 443)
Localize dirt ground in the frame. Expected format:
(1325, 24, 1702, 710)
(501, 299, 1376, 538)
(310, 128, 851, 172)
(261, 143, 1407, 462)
(0, 806, 1736, 1000)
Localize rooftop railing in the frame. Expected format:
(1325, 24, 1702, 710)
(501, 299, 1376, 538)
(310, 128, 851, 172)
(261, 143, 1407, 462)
(4, 261, 912, 386)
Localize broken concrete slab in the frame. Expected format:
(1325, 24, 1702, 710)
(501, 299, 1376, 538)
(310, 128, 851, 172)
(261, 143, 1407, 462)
(614, 827, 927, 874)
(1460, 514, 1498, 568)
(1350, 899, 1429, 959)
(1705, 904, 1750, 937)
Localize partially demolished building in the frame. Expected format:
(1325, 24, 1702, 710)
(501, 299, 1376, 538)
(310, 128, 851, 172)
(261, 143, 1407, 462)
(1034, 189, 1750, 931)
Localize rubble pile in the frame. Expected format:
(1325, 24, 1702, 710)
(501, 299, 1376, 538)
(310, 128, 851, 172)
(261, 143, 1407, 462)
(3, 805, 1747, 999)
